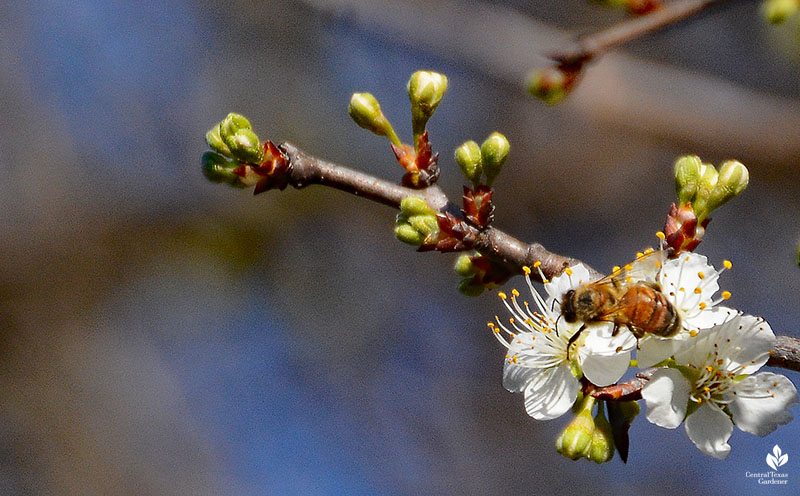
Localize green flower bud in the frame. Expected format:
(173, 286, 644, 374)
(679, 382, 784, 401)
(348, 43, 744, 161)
(455, 141, 483, 186)
(394, 223, 425, 246)
(588, 403, 615, 464)
(555, 396, 596, 460)
(527, 68, 567, 105)
(348, 93, 401, 145)
(690, 162, 719, 221)
(481, 132, 510, 186)
(674, 154, 703, 204)
(408, 214, 438, 237)
(206, 124, 232, 157)
(408, 71, 448, 137)
(763, 0, 799, 24)
(400, 195, 437, 217)
(227, 128, 264, 164)
(706, 160, 749, 212)
(219, 113, 253, 140)
(457, 279, 486, 296)
(201, 152, 243, 186)
(454, 254, 478, 277)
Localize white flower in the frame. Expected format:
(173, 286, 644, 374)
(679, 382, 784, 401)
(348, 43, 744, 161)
(641, 313, 798, 459)
(637, 252, 736, 367)
(490, 263, 632, 421)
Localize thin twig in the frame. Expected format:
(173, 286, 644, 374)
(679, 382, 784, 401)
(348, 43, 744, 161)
(550, 0, 730, 66)
(277, 141, 800, 379)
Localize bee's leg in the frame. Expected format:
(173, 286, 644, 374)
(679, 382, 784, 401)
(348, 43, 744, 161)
(611, 323, 620, 336)
(566, 323, 586, 360)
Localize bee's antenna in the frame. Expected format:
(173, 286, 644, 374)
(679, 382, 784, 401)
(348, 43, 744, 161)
(566, 323, 586, 360)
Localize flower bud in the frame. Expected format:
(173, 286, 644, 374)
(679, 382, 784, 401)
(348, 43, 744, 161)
(588, 403, 615, 464)
(408, 71, 448, 137)
(457, 279, 486, 296)
(408, 214, 439, 235)
(706, 160, 749, 212)
(400, 195, 436, 217)
(201, 152, 243, 186)
(206, 124, 232, 157)
(348, 93, 401, 145)
(226, 128, 264, 164)
(763, 0, 799, 24)
(673, 155, 703, 204)
(394, 223, 425, 246)
(219, 113, 253, 139)
(527, 68, 567, 105)
(555, 396, 596, 460)
(481, 132, 510, 186)
(690, 162, 719, 221)
(454, 254, 478, 277)
(455, 141, 483, 186)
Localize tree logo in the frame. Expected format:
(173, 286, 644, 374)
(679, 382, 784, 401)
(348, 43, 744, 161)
(766, 445, 788, 470)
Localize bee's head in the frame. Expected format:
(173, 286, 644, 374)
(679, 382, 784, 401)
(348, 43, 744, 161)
(561, 289, 577, 322)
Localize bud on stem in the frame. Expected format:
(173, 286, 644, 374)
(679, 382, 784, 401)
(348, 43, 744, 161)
(408, 71, 448, 145)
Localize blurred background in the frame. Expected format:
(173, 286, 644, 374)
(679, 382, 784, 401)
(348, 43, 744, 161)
(1, 0, 799, 494)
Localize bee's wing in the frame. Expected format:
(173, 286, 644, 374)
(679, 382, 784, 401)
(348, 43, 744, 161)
(612, 249, 666, 285)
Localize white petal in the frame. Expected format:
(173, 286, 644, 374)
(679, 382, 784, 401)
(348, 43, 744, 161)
(523, 363, 579, 420)
(722, 315, 775, 375)
(636, 335, 688, 368)
(685, 403, 733, 460)
(583, 324, 636, 355)
(543, 263, 594, 305)
(682, 306, 736, 332)
(641, 368, 690, 429)
(581, 349, 630, 387)
(729, 372, 799, 436)
(503, 360, 537, 393)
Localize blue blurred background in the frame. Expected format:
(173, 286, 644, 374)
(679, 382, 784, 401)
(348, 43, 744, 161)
(1, 0, 800, 494)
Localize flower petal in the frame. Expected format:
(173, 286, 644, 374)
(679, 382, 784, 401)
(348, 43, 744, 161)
(685, 402, 733, 460)
(729, 372, 799, 436)
(636, 335, 688, 368)
(523, 363, 579, 420)
(581, 350, 630, 387)
(503, 360, 536, 393)
(543, 263, 593, 308)
(641, 368, 690, 429)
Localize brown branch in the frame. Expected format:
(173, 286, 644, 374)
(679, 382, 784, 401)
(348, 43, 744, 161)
(550, 0, 730, 66)
(276, 142, 800, 377)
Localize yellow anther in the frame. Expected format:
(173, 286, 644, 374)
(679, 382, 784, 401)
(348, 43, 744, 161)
(697, 272, 705, 280)
(624, 264, 633, 271)
(694, 287, 702, 294)
(636, 252, 644, 259)
(612, 266, 621, 273)
(704, 387, 711, 392)
(679, 287, 685, 292)
(512, 289, 520, 297)
(655, 261, 662, 268)
(699, 302, 707, 310)
(542, 279, 549, 284)
(656, 231, 666, 240)
(723, 260, 732, 270)
(498, 292, 507, 300)
(522, 266, 531, 275)
(533, 260, 542, 268)
(644, 248, 654, 254)
(512, 355, 518, 364)
(487, 322, 495, 328)
(565, 267, 573, 277)
(509, 318, 515, 324)
(689, 330, 698, 337)
(722, 291, 731, 300)
(706, 366, 713, 372)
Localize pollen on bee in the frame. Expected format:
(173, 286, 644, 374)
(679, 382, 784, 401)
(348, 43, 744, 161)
(723, 260, 732, 270)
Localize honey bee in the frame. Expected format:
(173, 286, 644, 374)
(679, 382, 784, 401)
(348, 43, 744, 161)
(561, 250, 681, 340)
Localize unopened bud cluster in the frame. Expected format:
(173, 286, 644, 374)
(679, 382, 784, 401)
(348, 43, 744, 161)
(674, 155, 749, 222)
(203, 113, 266, 186)
(763, 0, 799, 23)
(394, 196, 439, 246)
(555, 396, 615, 464)
(454, 133, 510, 187)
